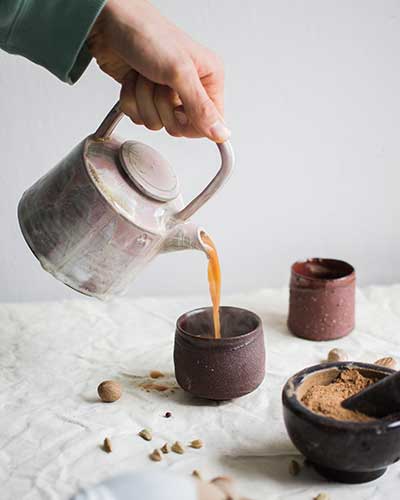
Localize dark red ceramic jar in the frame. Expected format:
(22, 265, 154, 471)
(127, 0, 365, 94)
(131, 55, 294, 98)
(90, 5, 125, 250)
(288, 258, 355, 341)
(174, 306, 265, 400)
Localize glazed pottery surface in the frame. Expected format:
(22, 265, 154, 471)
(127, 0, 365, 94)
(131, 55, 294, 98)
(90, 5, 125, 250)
(18, 102, 234, 300)
(288, 258, 355, 341)
(174, 306, 265, 400)
(282, 361, 400, 483)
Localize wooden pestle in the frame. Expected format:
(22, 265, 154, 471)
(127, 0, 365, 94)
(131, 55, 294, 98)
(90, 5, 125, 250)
(341, 371, 400, 418)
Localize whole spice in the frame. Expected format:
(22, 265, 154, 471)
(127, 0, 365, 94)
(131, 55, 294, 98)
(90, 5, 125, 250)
(374, 357, 397, 370)
(97, 380, 122, 403)
(150, 370, 164, 379)
(288, 459, 300, 476)
(142, 383, 169, 392)
(192, 470, 202, 480)
(103, 437, 112, 453)
(138, 429, 152, 441)
(327, 348, 348, 362)
(314, 494, 330, 500)
(161, 443, 169, 454)
(164, 411, 172, 418)
(171, 441, 185, 454)
(149, 449, 162, 462)
(190, 439, 203, 449)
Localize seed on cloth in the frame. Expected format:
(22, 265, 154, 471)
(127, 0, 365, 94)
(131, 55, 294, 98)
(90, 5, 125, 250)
(103, 437, 112, 453)
(164, 411, 172, 418)
(138, 429, 152, 441)
(374, 357, 397, 369)
(161, 443, 169, 454)
(327, 348, 348, 362)
(314, 494, 330, 500)
(190, 439, 203, 449)
(149, 449, 162, 462)
(289, 459, 300, 475)
(192, 470, 202, 479)
(171, 441, 185, 454)
(150, 370, 164, 379)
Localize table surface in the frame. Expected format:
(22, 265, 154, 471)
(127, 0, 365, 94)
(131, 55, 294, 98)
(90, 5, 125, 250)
(2, 286, 400, 500)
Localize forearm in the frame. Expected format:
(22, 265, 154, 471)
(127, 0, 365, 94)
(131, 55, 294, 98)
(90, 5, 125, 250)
(0, 0, 106, 83)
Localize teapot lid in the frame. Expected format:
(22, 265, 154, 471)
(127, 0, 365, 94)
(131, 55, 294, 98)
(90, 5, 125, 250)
(119, 141, 179, 202)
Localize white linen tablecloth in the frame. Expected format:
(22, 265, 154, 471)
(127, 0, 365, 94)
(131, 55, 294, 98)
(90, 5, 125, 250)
(1, 286, 400, 500)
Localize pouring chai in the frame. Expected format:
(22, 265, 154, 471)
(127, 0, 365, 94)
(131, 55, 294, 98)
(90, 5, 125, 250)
(201, 233, 221, 339)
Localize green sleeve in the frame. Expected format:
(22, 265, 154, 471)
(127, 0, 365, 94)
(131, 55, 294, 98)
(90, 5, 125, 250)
(0, 0, 107, 84)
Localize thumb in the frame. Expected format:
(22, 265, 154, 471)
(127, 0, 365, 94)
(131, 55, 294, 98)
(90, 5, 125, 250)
(173, 67, 230, 143)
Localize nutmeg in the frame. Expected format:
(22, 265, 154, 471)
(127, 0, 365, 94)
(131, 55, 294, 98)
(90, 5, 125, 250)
(97, 380, 122, 403)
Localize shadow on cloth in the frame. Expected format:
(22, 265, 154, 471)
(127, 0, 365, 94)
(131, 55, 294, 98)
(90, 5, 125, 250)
(218, 453, 325, 485)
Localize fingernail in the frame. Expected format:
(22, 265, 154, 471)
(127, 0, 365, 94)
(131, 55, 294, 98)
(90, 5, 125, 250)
(174, 109, 188, 126)
(210, 120, 231, 142)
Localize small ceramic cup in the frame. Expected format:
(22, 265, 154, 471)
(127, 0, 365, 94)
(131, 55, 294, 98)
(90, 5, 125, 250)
(174, 306, 265, 400)
(282, 361, 400, 483)
(288, 258, 355, 341)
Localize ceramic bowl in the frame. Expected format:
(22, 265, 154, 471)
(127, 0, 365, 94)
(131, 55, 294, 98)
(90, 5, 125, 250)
(282, 361, 400, 483)
(174, 306, 265, 400)
(288, 258, 356, 340)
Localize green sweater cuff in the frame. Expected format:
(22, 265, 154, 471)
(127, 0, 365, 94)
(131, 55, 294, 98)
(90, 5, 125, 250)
(6, 0, 107, 84)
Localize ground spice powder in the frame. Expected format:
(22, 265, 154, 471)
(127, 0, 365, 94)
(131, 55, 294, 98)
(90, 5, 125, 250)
(301, 369, 378, 422)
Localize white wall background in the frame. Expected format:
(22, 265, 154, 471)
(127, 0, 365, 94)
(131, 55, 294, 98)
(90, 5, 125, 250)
(1, 0, 400, 302)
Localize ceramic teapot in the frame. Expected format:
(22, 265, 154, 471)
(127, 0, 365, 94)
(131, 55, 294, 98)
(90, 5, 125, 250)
(18, 102, 234, 299)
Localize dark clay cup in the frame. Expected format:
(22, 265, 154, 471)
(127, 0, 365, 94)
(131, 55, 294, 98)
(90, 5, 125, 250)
(282, 361, 400, 483)
(288, 258, 355, 341)
(174, 306, 265, 400)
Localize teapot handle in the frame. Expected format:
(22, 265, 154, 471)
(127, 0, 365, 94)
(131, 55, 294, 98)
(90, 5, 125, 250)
(94, 101, 124, 140)
(175, 140, 234, 221)
(94, 102, 234, 221)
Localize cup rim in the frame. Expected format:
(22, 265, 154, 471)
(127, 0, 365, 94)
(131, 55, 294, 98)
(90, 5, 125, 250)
(176, 305, 262, 342)
(282, 361, 400, 431)
(291, 258, 355, 283)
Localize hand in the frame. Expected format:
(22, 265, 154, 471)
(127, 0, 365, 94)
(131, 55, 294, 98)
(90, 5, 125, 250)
(88, 0, 230, 142)
(197, 475, 247, 500)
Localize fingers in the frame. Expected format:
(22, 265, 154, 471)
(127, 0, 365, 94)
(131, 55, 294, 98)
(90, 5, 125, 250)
(121, 73, 164, 130)
(210, 477, 240, 500)
(196, 481, 226, 500)
(171, 62, 230, 143)
(119, 56, 229, 142)
(136, 75, 163, 130)
(120, 70, 143, 125)
(196, 475, 241, 500)
(121, 74, 188, 137)
(153, 86, 183, 137)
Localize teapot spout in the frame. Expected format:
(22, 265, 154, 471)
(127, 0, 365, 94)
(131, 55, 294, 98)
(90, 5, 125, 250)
(161, 222, 208, 254)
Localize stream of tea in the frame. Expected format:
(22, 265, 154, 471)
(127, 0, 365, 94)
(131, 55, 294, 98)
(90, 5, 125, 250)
(201, 233, 221, 339)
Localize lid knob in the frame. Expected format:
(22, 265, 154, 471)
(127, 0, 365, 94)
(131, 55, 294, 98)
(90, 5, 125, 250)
(119, 141, 179, 202)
